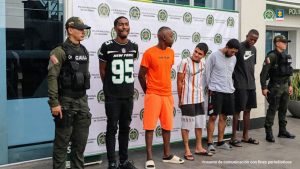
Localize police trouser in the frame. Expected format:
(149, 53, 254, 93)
(53, 96, 91, 169)
(265, 83, 289, 133)
(104, 95, 133, 164)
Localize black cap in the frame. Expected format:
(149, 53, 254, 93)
(65, 17, 91, 30)
(273, 35, 291, 44)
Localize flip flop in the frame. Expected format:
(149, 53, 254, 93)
(184, 154, 194, 161)
(229, 139, 243, 147)
(194, 151, 213, 156)
(162, 155, 184, 164)
(145, 160, 155, 169)
(242, 137, 259, 145)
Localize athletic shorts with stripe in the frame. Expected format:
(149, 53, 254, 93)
(180, 103, 206, 130)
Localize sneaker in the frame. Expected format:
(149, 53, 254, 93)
(108, 162, 119, 169)
(119, 160, 137, 169)
(216, 142, 232, 150)
(207, 144, 216, 154)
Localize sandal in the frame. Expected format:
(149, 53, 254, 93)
(184, 154, 194, 161)
(162, 155, 184, 164)
(194, 151, 213, 156)
(145, 160, 155, 169)
(229, 139, 243, 147)
(242, 137, 259, 145)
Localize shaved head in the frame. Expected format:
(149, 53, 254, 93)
(157, 26, 172, 40)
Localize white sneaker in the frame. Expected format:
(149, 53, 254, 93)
(216, 142, 232, 150)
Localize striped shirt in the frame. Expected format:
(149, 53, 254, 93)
(178, 57, 205, 105)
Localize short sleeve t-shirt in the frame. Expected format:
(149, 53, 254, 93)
(141, 46, 174, 96)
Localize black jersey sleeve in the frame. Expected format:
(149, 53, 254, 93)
(98, 42, 108, 62)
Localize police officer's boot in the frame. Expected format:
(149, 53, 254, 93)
(266, 131, 275, 142)
(278, 120, 296, 139)
(278, 131, 296, 139)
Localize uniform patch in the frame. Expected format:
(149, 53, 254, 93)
(50, 55, 59, 65)
(264, 57, 270, 65)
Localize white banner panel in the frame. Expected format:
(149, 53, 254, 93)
(72, 0, 239, 156)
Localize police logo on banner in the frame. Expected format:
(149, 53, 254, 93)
(226, 116, 233, 127)
(140, 28, 151, 42)
(84, 29, 91, 39)
(205, 50, 212, 58)
(192, 32, 201, 44)
(98, 3, 110, 17)
(181, 49, 191, 59)
(139, 108, 144, 120)
(206, 15, 214, 26)
(183, 12, 192, 24)
(172, 30, 177, 42)
(264, 9, 275, 21)
(129, 128, 139, 142)
(214, 33, 222, 45)
(133, 88, 139, 101)
(171, 68, 176, 81)
(158, 9, 168, 22)
(129, 6, 140, 20)
(111, 28, 117, 39)
(97, 132, 106, 146)
(155, 126, 162, 137)
(97, 90, 105, 103)
(227, 17, 235, 27)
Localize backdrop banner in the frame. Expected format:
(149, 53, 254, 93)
(72, 0, 239, 156)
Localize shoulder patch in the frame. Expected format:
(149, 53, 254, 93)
(50, 55, 59, 64)
(264, 57, 270, 65)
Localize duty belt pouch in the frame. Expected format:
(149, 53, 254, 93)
(54, 110, 74, 128)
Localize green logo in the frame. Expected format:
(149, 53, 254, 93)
(84, 29, 91, 39)
(111, 27, 117, 39)
(183, 12, 192, 24)
(206, 15, 214, 26)
(98, 3, 110, 17)
(129, 6, 140, 20)
(205, 49, 212, 59)
(264, 9, 275, 21)
(140, 28, 151, 42)
(158, 9, 168, 22)
(129, 128, 139, 142)
(172, 30, 177, 42)
(214, 33, 222, 45)
(192, 32, 201, 44)
(227, 17, 234, 27)
(97, 132, 106, 146)
(226, 117, 232, 127)
(181, 49, 191, 59)
(155, 125, 162, 137)
(171, 68, 176, 81)
(173, 107, 176, 117)
(133, 88, 139, 101)
(97, 90, 105, 103)
(139, 108, 144, 120)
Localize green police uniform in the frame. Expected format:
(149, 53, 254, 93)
(260, 36, 295, 142)
(48, 17, 91, 169)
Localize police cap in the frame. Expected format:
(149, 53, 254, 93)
(65, 17, 91, 30)
(273, 35, 291, 44)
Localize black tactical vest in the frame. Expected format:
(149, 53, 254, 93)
(58, 42, 90, 98)
(268, 50, 293, 79)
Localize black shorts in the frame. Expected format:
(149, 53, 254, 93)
(180, 103, 204, 116)
(208, 91, 235, 116)
(234, 89, 257, 112)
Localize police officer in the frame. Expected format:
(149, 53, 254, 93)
(260, 35, 295, 143)
(48, 17, 92, 169)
